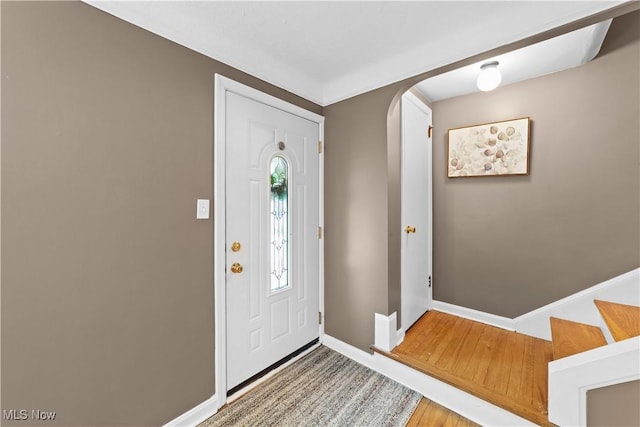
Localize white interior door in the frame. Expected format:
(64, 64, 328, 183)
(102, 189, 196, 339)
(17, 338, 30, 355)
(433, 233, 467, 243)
(401, 91, 433, 331)
(225, 91, 320, 391)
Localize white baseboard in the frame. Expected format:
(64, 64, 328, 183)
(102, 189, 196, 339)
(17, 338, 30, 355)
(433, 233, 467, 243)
(322, 334, 535, 426)
(514, 269, 640, 340)
(430, 269, 639, 341)
(431, 300, 515, 331)
(163, 394, 217, 427)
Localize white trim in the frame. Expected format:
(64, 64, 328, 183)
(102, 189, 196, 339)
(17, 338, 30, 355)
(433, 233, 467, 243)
(213, 75, 228, 410)
(402, 90, 432, 121)
(431, 300, 515, 331)
(213, 74, 325, 410)
(318, 119, 325, 342)
(163, 394, 218, 427)
(322, 334, 535, 426)
(373, 312, 405, 350)
(396, 327, 405, 346)
(426, 269, 639, 340)
(374, 312, 398, 352)
(514, 269, 640, 340)
(548, 336, 640, 426)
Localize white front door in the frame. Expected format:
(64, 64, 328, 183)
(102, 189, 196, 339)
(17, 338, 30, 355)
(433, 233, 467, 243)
(224, 90, 321, 391)
(401, 91, 433, 330)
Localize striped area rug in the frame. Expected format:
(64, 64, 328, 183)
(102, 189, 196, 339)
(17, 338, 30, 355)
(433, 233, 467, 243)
(200, 345, 421, 426)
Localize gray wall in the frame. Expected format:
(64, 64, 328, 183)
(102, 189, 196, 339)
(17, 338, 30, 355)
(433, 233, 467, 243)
(2, 1, 638, 426)
(430, 11, 639, 317)
(1, 2, 319, 426)
(588, 380, 640, 426)
(324, 84, 400, 350)
(322, 9, 639, 348)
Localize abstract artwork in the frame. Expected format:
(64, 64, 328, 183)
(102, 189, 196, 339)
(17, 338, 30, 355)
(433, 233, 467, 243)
(447, 117, 530, 177)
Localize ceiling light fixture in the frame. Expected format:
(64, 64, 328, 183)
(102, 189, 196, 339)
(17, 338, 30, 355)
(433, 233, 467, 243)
(477, 61, 502, 92)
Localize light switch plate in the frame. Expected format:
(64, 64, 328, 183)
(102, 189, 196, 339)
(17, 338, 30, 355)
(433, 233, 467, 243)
(196, 199, 210, 219)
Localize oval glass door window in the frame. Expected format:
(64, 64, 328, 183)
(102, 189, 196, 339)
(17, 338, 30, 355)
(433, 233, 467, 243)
(270, 156, 290, 292)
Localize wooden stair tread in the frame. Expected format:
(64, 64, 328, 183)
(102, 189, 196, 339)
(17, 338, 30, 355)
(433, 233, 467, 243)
(550, 317, 607, 360)
(374, 311, 554, 426)
(373, 346, 552, 426)
(594, 300, 640, 341)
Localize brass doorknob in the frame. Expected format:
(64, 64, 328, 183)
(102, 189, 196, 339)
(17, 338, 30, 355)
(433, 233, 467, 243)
(405, 226, 416, 234)
(230, 262, 243, 274)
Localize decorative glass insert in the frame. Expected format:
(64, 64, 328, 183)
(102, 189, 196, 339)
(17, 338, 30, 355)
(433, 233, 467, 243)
(270, 156, 289, 292)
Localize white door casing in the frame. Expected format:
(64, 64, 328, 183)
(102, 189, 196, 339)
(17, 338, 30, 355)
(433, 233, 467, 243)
(400, 91, 433, 331)
(214, 75, 324, 406)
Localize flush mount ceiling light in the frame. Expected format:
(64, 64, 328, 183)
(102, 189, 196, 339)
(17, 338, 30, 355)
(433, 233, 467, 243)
(477, 61, 502, 92)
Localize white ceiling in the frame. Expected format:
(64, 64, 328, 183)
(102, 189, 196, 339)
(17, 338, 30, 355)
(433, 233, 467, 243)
(85, 1, 625, 106)
(415, 19, 612, 102)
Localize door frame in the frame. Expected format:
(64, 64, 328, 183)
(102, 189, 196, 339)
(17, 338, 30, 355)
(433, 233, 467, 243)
(400, 90, 433, 331)
(213, 74, 325, 410)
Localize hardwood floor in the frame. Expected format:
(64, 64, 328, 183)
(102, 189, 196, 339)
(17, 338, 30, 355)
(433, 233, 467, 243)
(376, 310, 554, 426)
(406, 398, 479, 427)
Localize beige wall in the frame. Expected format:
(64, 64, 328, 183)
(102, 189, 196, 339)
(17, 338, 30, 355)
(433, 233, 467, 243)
(1, 2, 319, 426)
(2, 1, 639, 425)
(430, 11, 639, 316)
(323, 85, 400, 350)
(322, 9, 639, 347)
(588, 380, 640, 426)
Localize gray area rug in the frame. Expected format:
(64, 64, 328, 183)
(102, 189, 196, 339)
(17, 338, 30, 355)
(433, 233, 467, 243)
(199, 345, 421, 426)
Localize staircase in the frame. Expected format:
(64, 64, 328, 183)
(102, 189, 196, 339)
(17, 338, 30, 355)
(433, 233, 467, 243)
(550, 300, 639, 360)
(548, 299, 640, 426)
(373, 299, 639, 426)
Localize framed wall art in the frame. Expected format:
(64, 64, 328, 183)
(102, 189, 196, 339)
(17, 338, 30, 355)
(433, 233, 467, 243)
(447, 117, 530, 178)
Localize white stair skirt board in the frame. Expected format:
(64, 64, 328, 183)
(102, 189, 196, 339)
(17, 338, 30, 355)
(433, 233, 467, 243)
(548, 336, 640, 427)
(322, 334, 535, 426)
(514, 269, 640, 341)
(163, 394, 218, 427)
(374, 312, 404, 351)
(431, 300, 515, 331)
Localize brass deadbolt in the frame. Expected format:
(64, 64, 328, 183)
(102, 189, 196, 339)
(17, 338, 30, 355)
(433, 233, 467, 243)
(231, 242, 241, 252)
(230, 263, 243, 274)
(405, 226, 416, 234)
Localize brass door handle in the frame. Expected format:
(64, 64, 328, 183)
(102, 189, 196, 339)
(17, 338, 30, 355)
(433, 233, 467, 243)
(405, 226, 416, 234)
(230, 262, 243, 274)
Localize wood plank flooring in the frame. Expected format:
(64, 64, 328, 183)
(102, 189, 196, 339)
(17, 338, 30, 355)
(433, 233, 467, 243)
(406, 398, 479, 427)
(375, 310, 554, 426)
